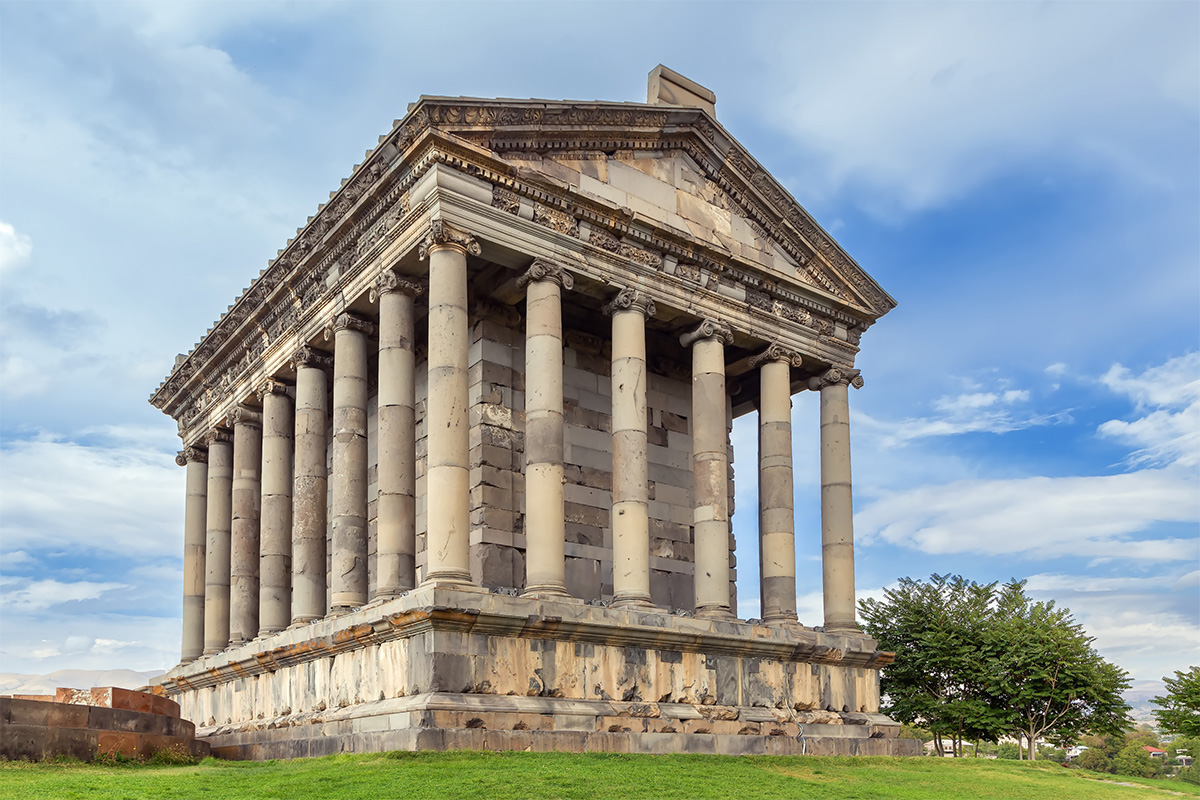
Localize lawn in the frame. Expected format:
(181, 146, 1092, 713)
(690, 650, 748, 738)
(2, 752, 1196, 800)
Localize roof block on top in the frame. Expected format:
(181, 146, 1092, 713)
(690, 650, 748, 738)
(647, 65, 716, 118)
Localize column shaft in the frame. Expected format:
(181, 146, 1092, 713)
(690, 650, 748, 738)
(291, 350, 330, 624)
(259, 384, 293, 634)
(178, 448, 207, 663)
(682, 321, 733, 618)
(375, 275, 420, 598)
(421, 229, 475, 586)
(521, 262, 571, 597)
(202, 433, 233, 654)
(755, 348, 800, 624)
(607, 289, 655, 607)
(816, 371, 861, 632)
(229, 408, 262, 645)
(328, 315, 372, 611)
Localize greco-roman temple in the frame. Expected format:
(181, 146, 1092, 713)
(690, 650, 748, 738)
(149, 67, 918, 759)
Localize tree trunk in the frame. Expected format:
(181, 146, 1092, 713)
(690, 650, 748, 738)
(1026, 732, 1038, 761)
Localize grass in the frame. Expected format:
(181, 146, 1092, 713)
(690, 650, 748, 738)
(3, 752, 1199, 800)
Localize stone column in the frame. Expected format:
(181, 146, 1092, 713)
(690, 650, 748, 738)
(605, 287, 657, 608)
(519, 259, 573, 598)
(176, 446, 207, 663)
(750, 344, 802, 626)
(325, 313, 374, 613)
(291, 346, 332, 625)
(680, 320, 734, 619)
(258, 380, 293, 635)
(202, 429, 233, 655)
(808, 367, 864, 633)
(228, 406, 262, 646)
(418, 220, 480, 586)
(371, 272, 422, 599)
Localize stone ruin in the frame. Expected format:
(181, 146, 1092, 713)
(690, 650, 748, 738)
(148, 65, 920, 759)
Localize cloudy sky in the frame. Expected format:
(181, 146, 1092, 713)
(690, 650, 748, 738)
(1, 1, 1196, 709)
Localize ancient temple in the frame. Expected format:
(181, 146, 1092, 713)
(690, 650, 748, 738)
(149, 66, 917, 758)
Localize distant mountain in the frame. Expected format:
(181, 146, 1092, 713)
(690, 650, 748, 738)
(0, 668, 165, 696)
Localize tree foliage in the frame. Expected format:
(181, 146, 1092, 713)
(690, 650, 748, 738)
(1152, 667, 1200, 738)
(1114, 744, 1158, 778)
(860, 574, 1132, 760)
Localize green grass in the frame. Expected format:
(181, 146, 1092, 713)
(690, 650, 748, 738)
(3, 752, 1198, 800)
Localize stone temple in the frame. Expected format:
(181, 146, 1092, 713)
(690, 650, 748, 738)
(149, 66, 918, 759)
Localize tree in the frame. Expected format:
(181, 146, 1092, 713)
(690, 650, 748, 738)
(860, 574, 1009, 757)
(1153, 667, 1200, 737)
(990, 580, 1131, 760)
(1076, 747, 1114, 773)
(1114, 743, 1158, 778)
(861, 575, 1132, 761)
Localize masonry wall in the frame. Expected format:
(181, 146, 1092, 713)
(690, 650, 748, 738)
(321, 306, 738, 609)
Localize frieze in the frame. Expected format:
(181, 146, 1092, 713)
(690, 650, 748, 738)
(473, 297, 522, 328)
(492, 185, 521, 215)
(588, 228, 662, 269)
(532, 203, 579, 238)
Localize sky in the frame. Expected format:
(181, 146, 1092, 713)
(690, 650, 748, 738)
(0, 0, 1196, 715)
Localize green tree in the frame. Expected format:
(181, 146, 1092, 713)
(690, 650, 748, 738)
(1167, 736, 1199, 764)
(1076, 747, 1114, 773)
(996, 742, 1020, 759)
(991, 580, 1132, 760)
(1114, 743, 1158, 778)
(1153, 667, 1200, 737)
(860, 574, 1009, 757)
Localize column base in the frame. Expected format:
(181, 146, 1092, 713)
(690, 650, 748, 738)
(611, 594, 655, 610)
(694, 606, 735, 620)
(824, 621, 863, 635)
(288, 617, 321, 629)
(420, 570, 475, 589)
(763, 614, 802, 628)
(521, 584, 571, 600)
(201, 646, 224, 657)
(257, 627, 286, 637)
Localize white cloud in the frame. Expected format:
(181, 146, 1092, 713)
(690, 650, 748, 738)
(0, 432, 182, 559)
(5, 579, 128, 612)
(0, 221, 32, 273)
(763, 2, 1199, 213)
(857, 468, 1197, 561)
(1098, 352, 1200, 467)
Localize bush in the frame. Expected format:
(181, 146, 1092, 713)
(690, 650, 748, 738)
(148, 746, 200, 766)
(996, 742, 1020, 760)
(1114, 744, 1157, 778)
(1075, 748, 1113, 773)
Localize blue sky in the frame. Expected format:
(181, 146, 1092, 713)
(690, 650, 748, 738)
(1, 1, 1196, 712)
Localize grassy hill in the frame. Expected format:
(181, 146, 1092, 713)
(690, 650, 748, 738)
(2, 751, 1196, 800)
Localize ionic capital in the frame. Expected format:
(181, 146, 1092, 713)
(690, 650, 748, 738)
(807, 367, 863, 391)
(256, 378, 291, 401)
(226, 406, 263, 429)
(516, 258, 574, 291)
(749, 342, 803, 370)
(417, 219, 481, 259)
(680, 319, 733, 349)
(205, 428, 233, 446)
(324, 313, 375, 342)
(291, 346, 333, 372)
(369, 270, 424, 302)
(602, 286, 656, 318)
(175, 446, 207, 467)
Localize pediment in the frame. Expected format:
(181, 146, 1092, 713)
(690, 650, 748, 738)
(413, 98, 896, 320)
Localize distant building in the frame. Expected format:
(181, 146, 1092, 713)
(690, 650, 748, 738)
(1143, 745, 1166, 759)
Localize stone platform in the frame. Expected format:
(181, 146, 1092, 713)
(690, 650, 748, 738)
(153, 587, 919, 759)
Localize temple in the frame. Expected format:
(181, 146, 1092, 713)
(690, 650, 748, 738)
(149, 66, 917, 758)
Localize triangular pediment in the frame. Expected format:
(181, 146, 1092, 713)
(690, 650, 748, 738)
(411, 97, 896, 319)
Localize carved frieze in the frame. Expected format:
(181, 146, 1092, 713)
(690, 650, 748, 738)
(492, 185, 521, 215)
(532, 203, 579, 238)
(589, 228, 662, 269)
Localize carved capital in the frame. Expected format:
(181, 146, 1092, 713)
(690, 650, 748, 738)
(602, 287, 656, 318)
(807, 368, 863, 391)
(370, 271, 424, 303)
(324, 313, 375, 342)
(516, 258, 574, 291)
(748, 342, 803, 370)
(256, 378, 290, 401)
(226, 406, 263, 429)
(291, 346, 333, 372)
(205, 428, 233, 446)
(175, 446, 207, 467)
(680, 319, 734, 349)
(417, 219, 481, 259)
